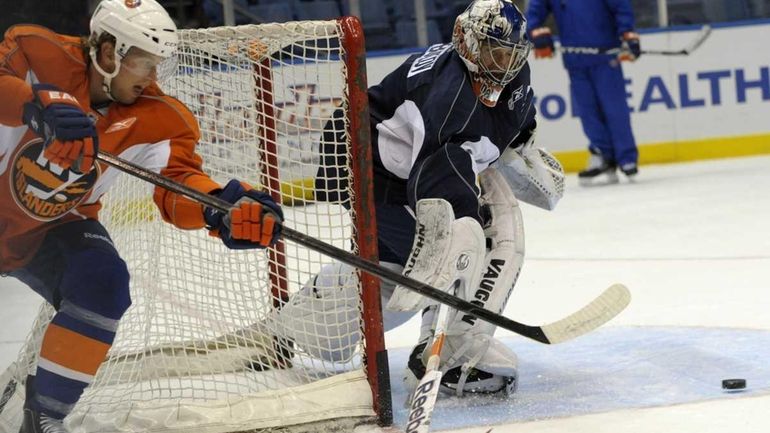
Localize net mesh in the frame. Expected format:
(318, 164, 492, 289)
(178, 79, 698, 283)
(1, 19, 380, 433)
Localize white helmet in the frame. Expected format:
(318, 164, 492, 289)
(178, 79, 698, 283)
(89, 0, 178, 97)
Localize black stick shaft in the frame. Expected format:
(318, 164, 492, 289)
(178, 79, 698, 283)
(561, 25, 711, 56)
(96, 151, 550, 343)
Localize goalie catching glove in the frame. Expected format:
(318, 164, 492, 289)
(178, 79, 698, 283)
(22, 83, 99, 173)
(492, 126, 564, 211)
(204, 179, 283, 249)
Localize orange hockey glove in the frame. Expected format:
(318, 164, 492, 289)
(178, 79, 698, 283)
(22, 84, 98, 173)
(204, 179, 283, 249)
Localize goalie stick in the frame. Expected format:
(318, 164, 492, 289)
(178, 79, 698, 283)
(96, 151, 631, 344)
(560, 25, 711, 56)
(404, 305, 449, 433)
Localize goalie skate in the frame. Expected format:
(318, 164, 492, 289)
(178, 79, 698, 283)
(405, 336, 518, 398)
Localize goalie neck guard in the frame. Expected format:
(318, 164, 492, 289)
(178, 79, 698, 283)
(452, 0, 531, 107)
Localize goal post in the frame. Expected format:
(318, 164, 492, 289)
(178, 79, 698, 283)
(0, 16, 393, 432)
(337, 18, 393, 427)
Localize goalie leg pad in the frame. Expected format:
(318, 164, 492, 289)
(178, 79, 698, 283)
(276, 262, 361, 363)
(277, 262, 414, 363)
(386, 199, 487, 312)
(449, 168, 525, 338)
(407, 169, 525, 397)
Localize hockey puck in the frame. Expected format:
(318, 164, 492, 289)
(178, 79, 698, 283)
(721, 378, 746, 390)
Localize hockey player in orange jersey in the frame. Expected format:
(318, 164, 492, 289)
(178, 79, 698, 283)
(0, 1, 283, 431)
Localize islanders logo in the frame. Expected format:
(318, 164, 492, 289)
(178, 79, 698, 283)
(125, 0, 142, 8)
(10, 139, 99, 222)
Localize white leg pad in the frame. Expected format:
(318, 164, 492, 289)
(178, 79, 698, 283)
(409, 169, 525, 397)
(449, 168, 525, 338)
(386, 199, 487, 312)
(275, 262, 361, 363)
(276, 262, 414, 363)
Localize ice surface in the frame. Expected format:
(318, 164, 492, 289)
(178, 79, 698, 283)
(2, 155, 769, 432)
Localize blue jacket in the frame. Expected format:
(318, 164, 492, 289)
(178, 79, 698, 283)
(526, 0, 635, 68)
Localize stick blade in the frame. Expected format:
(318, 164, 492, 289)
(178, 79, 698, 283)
(540, 283, 631, 344)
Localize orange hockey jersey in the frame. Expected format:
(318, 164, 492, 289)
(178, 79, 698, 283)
(0, 25, 221, 272)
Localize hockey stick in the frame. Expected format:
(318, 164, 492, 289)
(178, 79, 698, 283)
(405, 305, 449, 433)
(646, 24, 712, 56)
(560, 25, 711, 56)
(96, 151, 630, 344)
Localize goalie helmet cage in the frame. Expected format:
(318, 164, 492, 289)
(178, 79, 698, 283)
(0, 16, 394, 433)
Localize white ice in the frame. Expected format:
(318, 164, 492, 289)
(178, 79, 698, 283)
(2, 155, 770, 432)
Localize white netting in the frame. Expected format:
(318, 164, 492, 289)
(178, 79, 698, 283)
(0, 19, 383, 433)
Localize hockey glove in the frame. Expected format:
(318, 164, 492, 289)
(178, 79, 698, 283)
(204, 179, 283, 249)
(22, 84, 98, 173)
(531, 27, 555, 59)
(618, 32, 641, 62)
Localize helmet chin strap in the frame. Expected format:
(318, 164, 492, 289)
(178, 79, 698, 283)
(90, 47, 122, 102)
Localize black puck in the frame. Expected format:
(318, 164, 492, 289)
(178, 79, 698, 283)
(722, 378, 746, 390)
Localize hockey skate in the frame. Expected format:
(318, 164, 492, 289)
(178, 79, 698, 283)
(620, 162, 638, 182)
(578, 150, 618, 186)
(19, 408, 67, 433)
(405, 337, 518, 398)
(17, 376, 67, 433)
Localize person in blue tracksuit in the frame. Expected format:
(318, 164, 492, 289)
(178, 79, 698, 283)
(526, 0, 640, 184)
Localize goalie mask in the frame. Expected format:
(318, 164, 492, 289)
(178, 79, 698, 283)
(452, 0, 531, 107)
(89, 0, 179, 98)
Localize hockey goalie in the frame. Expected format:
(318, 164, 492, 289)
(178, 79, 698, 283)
(275, 0, 565, 398)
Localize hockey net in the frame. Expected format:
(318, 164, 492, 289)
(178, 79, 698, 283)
(0, 17, 391, 433)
